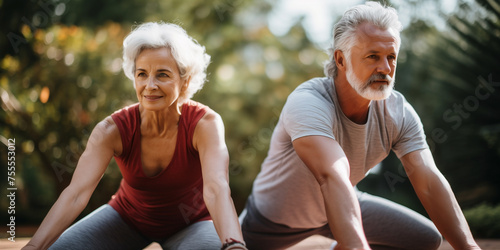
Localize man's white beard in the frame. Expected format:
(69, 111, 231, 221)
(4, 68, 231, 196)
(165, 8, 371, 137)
(345, 61, 395, 100)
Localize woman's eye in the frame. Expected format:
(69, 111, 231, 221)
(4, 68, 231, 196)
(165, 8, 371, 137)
(158, 73, 169, 77)
(137, 72, 146, 77)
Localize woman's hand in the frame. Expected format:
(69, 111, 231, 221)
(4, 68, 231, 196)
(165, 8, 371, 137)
(221, 238, 248, 250)
(21, 243, 37, 250)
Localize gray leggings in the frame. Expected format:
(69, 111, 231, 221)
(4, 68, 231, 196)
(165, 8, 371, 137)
(49, 205, 220, 250)
(241, 191, 443, 250)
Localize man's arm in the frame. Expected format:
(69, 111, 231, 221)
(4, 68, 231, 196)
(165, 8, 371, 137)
(401, 149, 480, 249)
(194, 110, 246, 248)
(293, 135, 370, 250)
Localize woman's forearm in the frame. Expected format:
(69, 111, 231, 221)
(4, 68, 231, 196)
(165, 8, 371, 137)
(203, 182, 244, 245)
(24, 118, 115, 249)
(23, 187, 91, 250)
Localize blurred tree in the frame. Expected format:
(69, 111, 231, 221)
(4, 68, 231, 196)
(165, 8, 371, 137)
(424, 0, 500, 207)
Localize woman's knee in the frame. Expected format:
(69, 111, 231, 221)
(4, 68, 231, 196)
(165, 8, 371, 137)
(161, 221, 220, 249)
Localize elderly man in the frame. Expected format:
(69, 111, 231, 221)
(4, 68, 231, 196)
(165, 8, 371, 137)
(240, 2, 480, 250)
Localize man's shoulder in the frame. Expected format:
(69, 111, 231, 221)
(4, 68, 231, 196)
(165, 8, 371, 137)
(282, 78, 336, 125)
(377, 90, 422, 125)
(380, 89, 410, 112)
(386, 89, 406, 103)
(294, 77, 332, 92)
(289, 77, 334, 103)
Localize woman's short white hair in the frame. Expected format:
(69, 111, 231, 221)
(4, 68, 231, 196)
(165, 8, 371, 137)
(324, 1, 402, 79)
(122, 22, 211, 103)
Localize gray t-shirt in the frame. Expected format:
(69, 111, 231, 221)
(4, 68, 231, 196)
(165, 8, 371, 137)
(252, 77, 428, 228)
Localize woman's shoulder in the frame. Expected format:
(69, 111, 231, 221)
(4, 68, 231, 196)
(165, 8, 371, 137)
(110, 103, 140, 131)
(111, 103, 140, 118)
(95, 104, 139, 156)
(87, 116, 122, 155)
(95, 116, 120, 136)
(183, 101, 221, 131)
(181, 100, 215, 122)
(182, 100, 210, 112)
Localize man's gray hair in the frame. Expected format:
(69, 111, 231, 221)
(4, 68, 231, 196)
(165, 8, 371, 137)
(324, 1, 402, 79)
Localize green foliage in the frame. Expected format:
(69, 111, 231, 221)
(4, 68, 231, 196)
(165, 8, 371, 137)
(419, 0, 500, 207)
(464, 203, 500, 238)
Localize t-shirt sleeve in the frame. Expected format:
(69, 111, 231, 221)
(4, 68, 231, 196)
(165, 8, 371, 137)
(392, 101, 429, 158)
(282, 90, 335, 141)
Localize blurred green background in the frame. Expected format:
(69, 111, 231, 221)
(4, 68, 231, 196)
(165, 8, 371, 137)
(1, 0, 499, 239)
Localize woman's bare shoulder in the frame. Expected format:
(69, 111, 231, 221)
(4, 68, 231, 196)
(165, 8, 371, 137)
(87, 116, 122, 155)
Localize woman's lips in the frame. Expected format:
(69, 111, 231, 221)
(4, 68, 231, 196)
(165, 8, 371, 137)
(144, 95, 163, 100)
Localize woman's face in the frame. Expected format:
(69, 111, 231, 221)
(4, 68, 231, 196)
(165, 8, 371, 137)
(134, 47, 188, 112)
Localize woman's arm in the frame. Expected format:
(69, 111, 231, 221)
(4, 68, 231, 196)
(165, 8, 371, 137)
(401, 149, 480, 250)
(193, 110, 246, 249)
(23, 117, 121, 250)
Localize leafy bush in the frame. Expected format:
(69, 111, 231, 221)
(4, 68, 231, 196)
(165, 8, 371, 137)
(464, 203, 500, 238)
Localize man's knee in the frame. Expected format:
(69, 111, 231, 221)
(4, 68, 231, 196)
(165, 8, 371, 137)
(420, 227, 442, 250)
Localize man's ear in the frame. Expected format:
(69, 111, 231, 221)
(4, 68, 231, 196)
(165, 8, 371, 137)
(334, 50, 347, 72)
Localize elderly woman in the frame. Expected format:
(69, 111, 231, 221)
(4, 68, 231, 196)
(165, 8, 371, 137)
(23, 22, 246, 250)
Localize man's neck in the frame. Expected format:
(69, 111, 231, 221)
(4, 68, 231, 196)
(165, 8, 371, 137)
(334, 75, 371, 124)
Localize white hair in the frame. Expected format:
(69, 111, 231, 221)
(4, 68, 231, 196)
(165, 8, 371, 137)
(122, 22, 211, 103)
(324, 1, 402, 79)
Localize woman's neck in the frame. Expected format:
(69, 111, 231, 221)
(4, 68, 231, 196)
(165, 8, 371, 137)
(139, 104, 182, 137)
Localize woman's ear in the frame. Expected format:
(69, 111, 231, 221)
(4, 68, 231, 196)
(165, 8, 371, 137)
(183, 76, 191, 90)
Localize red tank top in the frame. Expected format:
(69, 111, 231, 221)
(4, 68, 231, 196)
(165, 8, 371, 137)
(108, 101, 211, 239)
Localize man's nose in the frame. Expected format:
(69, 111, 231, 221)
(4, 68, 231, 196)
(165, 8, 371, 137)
(377, 58, 391, 75)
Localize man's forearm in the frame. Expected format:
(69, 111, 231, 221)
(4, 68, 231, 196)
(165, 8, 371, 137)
(417, 174, 480, 249)
(321, 177, 370, 250)
(292, 136, 371, 250)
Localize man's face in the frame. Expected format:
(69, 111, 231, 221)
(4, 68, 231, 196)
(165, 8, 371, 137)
(345, 22, 399, 100)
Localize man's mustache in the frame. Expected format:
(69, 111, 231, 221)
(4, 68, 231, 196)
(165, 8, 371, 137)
(368, 73, 392, 84)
